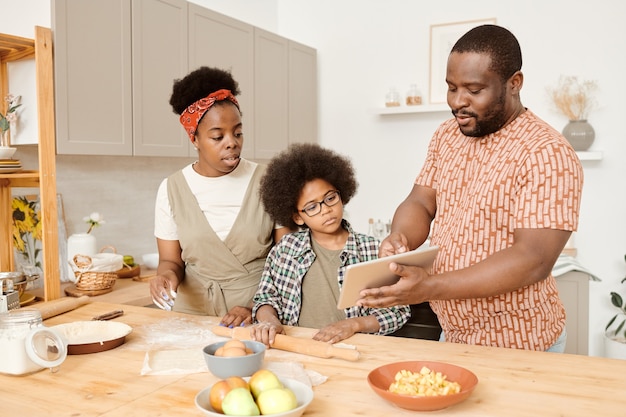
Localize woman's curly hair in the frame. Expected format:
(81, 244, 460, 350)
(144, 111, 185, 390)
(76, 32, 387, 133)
(169, 66, 241, 115)
(260, 143, 358, 230)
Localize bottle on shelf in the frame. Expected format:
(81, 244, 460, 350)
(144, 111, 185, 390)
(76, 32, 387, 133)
(406, 84, 422, 106)
(385, 87, 401, 107)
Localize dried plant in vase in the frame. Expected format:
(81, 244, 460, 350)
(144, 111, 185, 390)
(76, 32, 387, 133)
(547, 75, 598, 151)
(547, 75, 598, 121)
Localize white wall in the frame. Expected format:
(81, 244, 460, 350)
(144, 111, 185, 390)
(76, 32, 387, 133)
(4, 0, 625, 357)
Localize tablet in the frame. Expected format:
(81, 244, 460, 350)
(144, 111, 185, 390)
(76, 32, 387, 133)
(337, 245, 439, 309)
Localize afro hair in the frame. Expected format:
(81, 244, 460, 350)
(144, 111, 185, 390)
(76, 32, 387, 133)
(169, 66, 241, 115)
(260, 143, 358, 230)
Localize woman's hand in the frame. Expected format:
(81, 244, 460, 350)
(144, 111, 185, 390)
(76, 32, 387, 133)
(149, 273, 179, 311)
(220, 306, 253, 328)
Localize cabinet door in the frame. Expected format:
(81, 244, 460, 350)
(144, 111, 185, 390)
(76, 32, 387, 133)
(53, 0, 132, 155)
(253, 28, 289, 160)
(188, 5, 254, 159)
(289, 40, 318, 145)
(132, 0, 188, 157)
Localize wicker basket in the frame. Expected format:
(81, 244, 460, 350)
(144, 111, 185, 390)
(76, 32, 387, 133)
(73, 254, 117, 291)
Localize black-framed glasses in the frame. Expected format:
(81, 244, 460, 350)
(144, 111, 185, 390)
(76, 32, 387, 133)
(299, 190, 341, 217)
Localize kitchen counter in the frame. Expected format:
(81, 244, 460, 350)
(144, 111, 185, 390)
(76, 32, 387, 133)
(1, 302, 625, 416)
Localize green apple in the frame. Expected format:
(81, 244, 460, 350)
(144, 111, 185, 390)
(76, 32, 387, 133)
(256, 387, 298, 415)
(248, 369, 283, 399)
(221, 387, 260, 416)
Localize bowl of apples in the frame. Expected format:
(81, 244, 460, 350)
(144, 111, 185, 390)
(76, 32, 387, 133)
(195, 369, 314, 417)
(203, 339, 266, 379)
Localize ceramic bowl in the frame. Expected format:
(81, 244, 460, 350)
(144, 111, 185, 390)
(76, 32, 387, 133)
(142, 253, 159, 269)
(203, 340, 266, 379)
(0, 147, 17, 159)
(367, 361, 478, 411)
(195, 376, 313, 417)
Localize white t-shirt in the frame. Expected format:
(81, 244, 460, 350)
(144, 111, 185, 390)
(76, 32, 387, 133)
(155, 159, 257, 241)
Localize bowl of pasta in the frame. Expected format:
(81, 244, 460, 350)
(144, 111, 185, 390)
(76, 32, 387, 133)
(367, 361, 478, 411)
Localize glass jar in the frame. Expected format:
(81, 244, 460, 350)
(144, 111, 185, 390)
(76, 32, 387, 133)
(385, 87, 401, 107)
(0, 309, 67, 375)
(406, 84, 422, 106)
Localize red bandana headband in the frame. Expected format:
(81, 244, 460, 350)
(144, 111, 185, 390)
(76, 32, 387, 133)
(179, 89, 239, 141)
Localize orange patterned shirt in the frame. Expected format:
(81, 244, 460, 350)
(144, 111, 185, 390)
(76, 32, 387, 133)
(416, 110, 583, 350)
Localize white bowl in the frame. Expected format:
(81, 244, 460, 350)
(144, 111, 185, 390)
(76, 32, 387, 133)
(195, 376, 313, 417)
(142, 253, 159, 269)
(0, 147, 17, 159)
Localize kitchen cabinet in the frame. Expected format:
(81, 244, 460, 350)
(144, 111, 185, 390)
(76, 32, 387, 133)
(132, 0, 189, 157)
(53, 1, 317, 158)
(253, 29, 318, 160)
(188, 4, 254, 159)
(555, 271, 590, 355)
(53, 0, 133, 155)
(0, 27, 61, 301)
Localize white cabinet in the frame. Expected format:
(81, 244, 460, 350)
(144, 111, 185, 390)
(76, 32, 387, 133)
(253, 28, 289, 160)
(53, 0, 317, 158)
(288, 40, 318, 146)
(53, 0, 133, 155)
(132, 0, 188, 157)
(555, 271, 590, 355)
(253, 29, 318, 160)
(188, 5, 254, 159)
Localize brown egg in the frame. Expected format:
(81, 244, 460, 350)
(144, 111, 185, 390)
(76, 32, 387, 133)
(214, 347, 225, 357)
(223, 340, 247, 351)
(222, 347, 247, 357)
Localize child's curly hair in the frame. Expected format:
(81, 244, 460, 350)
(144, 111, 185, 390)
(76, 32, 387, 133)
(169, 66, 241, 115)
(260, 143, 358, 230)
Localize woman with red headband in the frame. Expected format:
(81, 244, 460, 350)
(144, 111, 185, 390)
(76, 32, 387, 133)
(150, 67, 292, 327)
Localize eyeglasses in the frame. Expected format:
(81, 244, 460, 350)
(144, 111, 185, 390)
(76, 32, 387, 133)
(299, 190, 341, 217)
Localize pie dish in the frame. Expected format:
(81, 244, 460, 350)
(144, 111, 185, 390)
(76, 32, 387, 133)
(52, 321, 133, 354)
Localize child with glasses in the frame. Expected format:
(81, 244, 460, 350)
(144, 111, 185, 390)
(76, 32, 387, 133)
(250, 143, 410, 345)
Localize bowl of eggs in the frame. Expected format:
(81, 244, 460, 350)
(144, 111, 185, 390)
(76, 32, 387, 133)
(203, 339, 266, 379)
(367, 361, 478, 411)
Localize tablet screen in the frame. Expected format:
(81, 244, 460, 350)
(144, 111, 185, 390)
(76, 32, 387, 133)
(337, 246, 439, 309)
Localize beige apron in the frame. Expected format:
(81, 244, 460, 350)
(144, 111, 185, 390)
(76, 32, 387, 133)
(167, 165, 274, 316)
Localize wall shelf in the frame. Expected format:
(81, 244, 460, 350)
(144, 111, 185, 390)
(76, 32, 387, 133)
(374, 103, 450, 115)
(576, 151, 602, 161)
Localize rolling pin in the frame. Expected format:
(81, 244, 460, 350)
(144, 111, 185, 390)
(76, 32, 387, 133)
(212, 325, 360, 361)
(33, 296, 91, 320)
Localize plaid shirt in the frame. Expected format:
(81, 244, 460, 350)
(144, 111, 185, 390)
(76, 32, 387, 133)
(252, 220, 410, 335)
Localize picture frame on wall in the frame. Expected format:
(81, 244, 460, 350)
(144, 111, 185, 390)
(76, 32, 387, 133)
(429, 18, 497, 104)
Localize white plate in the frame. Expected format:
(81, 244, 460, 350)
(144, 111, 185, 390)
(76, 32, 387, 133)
(0, 167, 22, 173)
(52, 321, 132, 354)
(195, 376, 313, 417)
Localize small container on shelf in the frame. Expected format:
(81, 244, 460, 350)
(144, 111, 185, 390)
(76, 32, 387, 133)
(385, 87, 401, 107)
(406, 84, 422, 106)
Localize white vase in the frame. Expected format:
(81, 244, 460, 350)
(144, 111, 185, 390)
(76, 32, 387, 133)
(604, 333, 626, 360)
(67, 233, 97, 262)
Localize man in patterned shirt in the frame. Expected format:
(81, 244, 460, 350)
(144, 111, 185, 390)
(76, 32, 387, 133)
(357, 24, 583, 351)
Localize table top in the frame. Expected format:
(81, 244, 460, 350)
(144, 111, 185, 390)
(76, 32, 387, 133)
(2, 302, 625, 416)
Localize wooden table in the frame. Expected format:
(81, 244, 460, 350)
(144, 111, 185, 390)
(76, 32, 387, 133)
(2, 302, 624, 416)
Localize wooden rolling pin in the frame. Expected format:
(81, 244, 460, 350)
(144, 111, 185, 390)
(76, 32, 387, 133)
(212, 325, 360, 361)
(33, 296, 91, 320)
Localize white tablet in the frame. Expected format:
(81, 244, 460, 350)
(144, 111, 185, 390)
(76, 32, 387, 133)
(337, 246, 439, 309)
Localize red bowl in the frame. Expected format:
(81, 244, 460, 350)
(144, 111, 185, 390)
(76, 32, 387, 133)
(367, 361, 478, 411)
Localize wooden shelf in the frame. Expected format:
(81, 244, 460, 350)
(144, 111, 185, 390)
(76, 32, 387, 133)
(0, 27, 60, 301)
(374, 103, 450, 115)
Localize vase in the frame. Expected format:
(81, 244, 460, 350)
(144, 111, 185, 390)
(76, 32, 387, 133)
(1, 130, 9, 147)
(67, 233, 97, 262)
(562, 119, 595, 151)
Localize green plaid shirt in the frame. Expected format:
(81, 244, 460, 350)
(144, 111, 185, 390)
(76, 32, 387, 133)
(252, 220, 410, 335)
